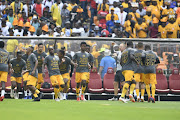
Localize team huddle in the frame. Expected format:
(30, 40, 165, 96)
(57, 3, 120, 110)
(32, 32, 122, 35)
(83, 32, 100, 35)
(0, 40, 160, 103)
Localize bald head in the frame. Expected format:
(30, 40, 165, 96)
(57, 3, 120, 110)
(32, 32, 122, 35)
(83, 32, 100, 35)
(119, 43, 126, 52)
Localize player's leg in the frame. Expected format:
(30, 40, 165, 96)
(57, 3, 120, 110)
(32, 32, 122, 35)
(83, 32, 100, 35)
(80, 72, 89, 101)
(75, 72, 81, 101)
(144, 74, 151, 102)
(23, 72, 29, 99)
(129, 80, 136, 102)
(11, 81, 16, 98)
(36, 73, 43, 90)
(140, 82, 145, 102)
(0, 72, 8, 101)
(134, 73, 140, 102)
(57, 75, 65, 100)
(63, 78, 69, 100)
(150, 73, 157, 103)
(50, 75, 60, 101)
(14, 77, 22, 99)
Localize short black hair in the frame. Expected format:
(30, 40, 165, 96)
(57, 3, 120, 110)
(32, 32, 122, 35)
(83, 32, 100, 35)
(86, 44, 90, 47)
(38, 43, 43, 47)
(58, 49, 65, 56)
(127, 41, 133, 47)
(61, 47, 66, 50)
(17, 51, 22, 56)
(145, 45, 151, 50)
(29, 46, 34, 52)
(137, 42, 143, 48)
(80, 42, 87, 47)
(0, 41, 5, 48)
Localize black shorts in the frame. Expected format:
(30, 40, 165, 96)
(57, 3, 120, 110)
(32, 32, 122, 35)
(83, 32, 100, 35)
(114, 70, 125, 82)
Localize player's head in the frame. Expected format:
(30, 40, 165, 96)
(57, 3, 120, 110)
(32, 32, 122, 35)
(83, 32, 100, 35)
(145, 45, 151, 51)
(119, 43, 126, 52)
(26, 46, 34, 54)
(61, 47, 66, 51)
(127, 41, 133, 48)
(86, 44, 91, 53)
(80, 42, 87, 52)
(0, 41, 5, 48)
(58, 49, 65, 58)
(38, 43, 43, 52)
(17, 51, 22, 59)
(137, 42, 143, 49)
(48, 47, 54, 55)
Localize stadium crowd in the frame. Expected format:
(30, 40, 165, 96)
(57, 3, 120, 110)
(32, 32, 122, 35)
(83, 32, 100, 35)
(0, 0, 180, 38)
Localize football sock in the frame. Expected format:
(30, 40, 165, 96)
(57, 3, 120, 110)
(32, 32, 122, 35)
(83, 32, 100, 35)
(130, 84, 136, 95)
(136, 89, 140, 98)
(36, 84, 41, 90)
(141, 89, 145, 99)
(81, 86, 86, 94)
(35, 89, 40, 94)
(33, 94, 38, 98)
(29, 90, 32, 96)
(54, 88, 59, 99)
(146, 85, 151, 98)
(121, 83, 129, 98)
(24, 90, 27, 96)
(59, 87, 64, 92)
(76, 87, 80, 97)
(1, 90, 5, 97)
(151, 84, 156, 98)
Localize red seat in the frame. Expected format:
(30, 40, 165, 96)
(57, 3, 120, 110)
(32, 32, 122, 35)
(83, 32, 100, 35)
(155, 68, 170, 94)
(103, 67, 119, 93)
(70, 73, 76, 93)
(88, 68, 104, 93)
(169, 68, 180, 94)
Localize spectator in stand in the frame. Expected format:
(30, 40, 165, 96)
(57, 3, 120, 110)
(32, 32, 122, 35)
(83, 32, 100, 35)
(10, 0, 23, 15)
(149, 0, 160, 20)
(109, 2, 120, 16)
(0, 0, 7, 17)
(101, 27, 109, 37)
(14, 20, 24, 36)
(7, 8, 14, 27)
(94, 26, 100, 37)
(31, 15, 40, 34)
(106, 15, 115, 33)
(158, 17, 167, 38)
(143, 7, 152, 26)
(36, 22, 45, 36)
(19, 11, 30, 23)
(88, 0, 97, 28)
(136, 3, 146, 18)
(28, 26, 36, 36)
(23, 0, 33, 17)
(80, 0, 88, 21)
(97, 4, 108, 29)
(51, 0, 62, 26)
(41, 8, 51, 23)
(33, 0, 44, 18)
(97, 0, 109, 12)
(98, 49, 116, 79)
(53, 26, 62, 37)
(42, 0, 54, 12)
(106, 8, 118, 21)
(118, 5, 127, 30)
(0, 18, 9, 36)
(61, 4, 70, 28)
(129, 2, 140, 23)
(162, 2, 175, 18)
(148, 17, 159, 38)
(62, 21, 72, 37)
(40, 24, 49, 37)
(170, 0, 177, 9)
(67, 0, 78, 11)
(124, 14, 132, 38)
(122, 0, 129, 9)
(135, 18, 148, 38)
(69, 6, 78, 27)
(142, 0, 151, 9)
(176, 3, 180, 18)
(109, 0, 119, 7)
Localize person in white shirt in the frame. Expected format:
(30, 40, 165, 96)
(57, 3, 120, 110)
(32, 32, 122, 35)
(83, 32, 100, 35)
(42, 0, 54, 11)
(136, 4, 146, 17)
(0, 0, 6, 16)
(109, 1, 120, 16)
(96, 0, 103, 4)
(0, 20, 9, 36)
(109, 0, 119, 7)
(118, 5, 127, 27)
(14, 21, 24, 36)
(53, 26, 62, 37)
(23, 0, 33, 17)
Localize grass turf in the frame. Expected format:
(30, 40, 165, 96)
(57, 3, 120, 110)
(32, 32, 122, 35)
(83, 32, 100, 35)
(0, 99, 180, 120)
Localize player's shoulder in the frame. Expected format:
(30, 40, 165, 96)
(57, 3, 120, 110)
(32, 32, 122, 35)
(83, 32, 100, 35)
(33, 50, 38, 54)
(10, 58, 16, 62)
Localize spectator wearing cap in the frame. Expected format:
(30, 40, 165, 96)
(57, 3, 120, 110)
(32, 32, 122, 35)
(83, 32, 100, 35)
(158, 17, 167, 38)
(40, 24, 49, 37)
(149, 0, 160, 20)
(98, 49, 116, 79)
(94, 26, 101, 37)
(170, 0, 177, 9)
(42, 0, 55, 12)
(162, 2, 175, 18)
(31, 15, 40, 34)
(97, 4, 108, 28)
(10, 0, 23, 15)
(33, 0, 44, 18)
(62, 21, 72, 37)
(101, 28, 109, 37)
(61, 4, 70, 28)
(97, 0, 109, 12)
(109, 2, 120, 16)
(135, 18, 148, 38)
(28, 26, 36, 36)
(148, 17, 159, 38)
(106, 8, 119, 21)
(24, 22, 31, 33)
(51, 0, 62, 26)
(12, 19, 18, 30)
(106, 15, 115, 33)
(136, 4, 146, 18)
(143, 7, 152, 26)
(129, 2, 140, 23)
(14, 20, 24, 36)
(118, 5, 127, 27)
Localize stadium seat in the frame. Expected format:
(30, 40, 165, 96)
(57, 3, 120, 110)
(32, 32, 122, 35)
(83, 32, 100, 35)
(88, 68, 104, 93)
(70, 73, 76, 93)
(103, 67, 119, 93)
(169, 68, 180, 94)
(156, 68, 170, 94)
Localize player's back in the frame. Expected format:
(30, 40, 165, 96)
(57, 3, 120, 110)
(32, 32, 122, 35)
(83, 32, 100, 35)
(121, 48, 135, 71)
(144, 50, 159, 74)
(0, 48, 9, 72)
(134, 49, 145, 73)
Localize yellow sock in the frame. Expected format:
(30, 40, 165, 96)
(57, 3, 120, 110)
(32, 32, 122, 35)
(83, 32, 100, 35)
(35, 89, 40, 94)
(33, 93, 38, 98)
(121, 83, 129, 98)
(141, 89, 145, 97)
(59, 87, 64, 92)
(146, 85, 151, 98)
(151, 84, 156, 98)
(130, 84, 136, 95)
(136, 89, 139, 97)
(54, 88, 59, 99)
(81, 86, 86, 94)
(36, 84, 41, 90)
(76, 87, 80, 97)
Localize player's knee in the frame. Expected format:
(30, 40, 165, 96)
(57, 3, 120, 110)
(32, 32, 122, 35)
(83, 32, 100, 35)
(64, 79, 68, 83)
(132, 80, 136, 84)
(76, 83, 80, 88)
(82, 80, 86, 87)
(60, 84, 65, 88)
(125, 81, 131, 85)
(55, 85, 59, 88)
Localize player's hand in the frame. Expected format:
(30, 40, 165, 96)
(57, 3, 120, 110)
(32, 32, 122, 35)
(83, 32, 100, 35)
(88, 64, 91, 69)
(42, 57, 45, 61)
(43, 73, 45, 78)
(114, 72, 116, 75)
(10, 69, 14, 74)
(32, 70, 35, 76)
(74, 63, 78, 67)
(62, 58, 65, 62)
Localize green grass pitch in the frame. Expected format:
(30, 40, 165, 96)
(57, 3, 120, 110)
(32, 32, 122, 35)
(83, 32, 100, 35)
(0, 99, 180, 120)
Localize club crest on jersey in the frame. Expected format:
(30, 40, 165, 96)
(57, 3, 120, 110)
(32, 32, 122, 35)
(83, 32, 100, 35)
(53, 58, 55, 60)
(38, 56, 40, 58)
(16, 64, 19, 66)
(83, 55, 85, 57)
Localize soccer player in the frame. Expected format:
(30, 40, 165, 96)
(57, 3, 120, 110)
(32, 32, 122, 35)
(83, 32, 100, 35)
(0, 41, 10, 101)
(119, 41, 137, 103)
(43, 47, 65, 101)
(22, 50, 32, 99)
(9, 51, 26, 99)
(143, 45, 160, 103)
(58, 50, 77, 100)
(73, 42, 91, 101)
(26, 46, 41, 101)
(134, 42, 146, 102)
(33, 43, 47, 90)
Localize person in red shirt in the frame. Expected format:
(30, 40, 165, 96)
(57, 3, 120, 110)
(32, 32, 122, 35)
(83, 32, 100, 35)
(148, 17, 159, 38)
(97, 5, 108, 29)
(33, 0, 44, 18)
(88, 0, 97, 28)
